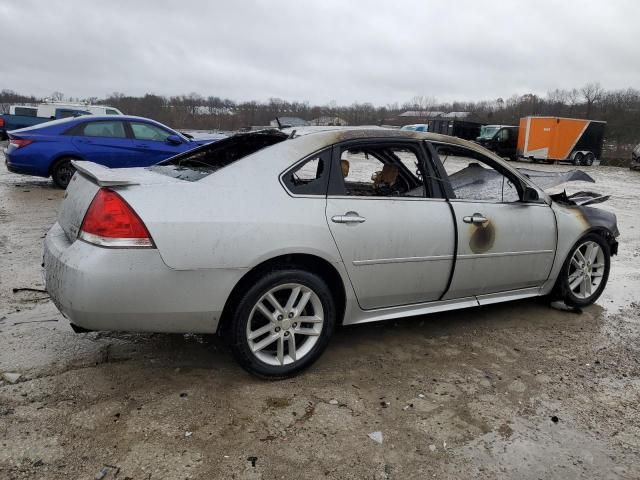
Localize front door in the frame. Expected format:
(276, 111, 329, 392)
(128, 121, 189, 166)
(431, 142, 557, 299)
(326, 141, 455, 310)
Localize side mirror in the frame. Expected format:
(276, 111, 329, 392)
(166, 134, 183, 145)
(522, 186, 539, 202)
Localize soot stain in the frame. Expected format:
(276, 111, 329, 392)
(469, 221, 496, 253)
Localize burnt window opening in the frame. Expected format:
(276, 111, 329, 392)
(150, 130, 288, 181)
(282, 149, 331, 195)
(434, 143, 521, 203)
(334, 144, 428, 198)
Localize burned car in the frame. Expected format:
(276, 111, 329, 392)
(43, 127, 618, 378)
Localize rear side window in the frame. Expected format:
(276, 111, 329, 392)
(130, 122, 171, 141)
(333, 143, 427, 198)
(15, 107, 37, 116)
(105, 109, 120, 115)
(80, 121, 127, 138)
(57, 109, 89, 119)
(282, 149, 331, 195)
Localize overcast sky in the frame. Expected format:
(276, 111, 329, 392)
(1, 0, 638, 105)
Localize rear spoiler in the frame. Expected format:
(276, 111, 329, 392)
(72, 161, 140, 187)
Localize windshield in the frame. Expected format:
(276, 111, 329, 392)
(478, 126, 500, 140)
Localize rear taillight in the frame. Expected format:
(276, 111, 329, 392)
(9, 138, 33, 149)
(0, 118, 5, 127)
(79, 188, 154, 248)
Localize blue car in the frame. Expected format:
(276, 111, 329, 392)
(4, 115, 224, 188)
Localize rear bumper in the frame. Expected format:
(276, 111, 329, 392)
(5, 152, 48, 177)
(43, 222, 246, 334)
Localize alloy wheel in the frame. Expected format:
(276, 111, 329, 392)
(567, 240, 606, 299)
(245, 283, 324, 366)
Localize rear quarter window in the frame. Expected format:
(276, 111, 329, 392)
(282, 149, 331, 195)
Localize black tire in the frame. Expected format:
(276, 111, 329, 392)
(228, 269, 336, 379)
(556, 233, 611, 308)
(572, 152, 584, 166)
(584, 152, 595, 166)
(51, 158, 76, 189)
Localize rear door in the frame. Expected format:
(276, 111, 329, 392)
(430, 142, 557, 300)
(70, 120, 134, 168)
(128, 121, 190, 165)
(325, 140, 456, 310)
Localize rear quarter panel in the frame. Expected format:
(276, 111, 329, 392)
(116, 150, 343, 271)
(7, 134, 81, 177)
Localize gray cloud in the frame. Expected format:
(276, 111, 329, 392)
(1, 0, 638, 104)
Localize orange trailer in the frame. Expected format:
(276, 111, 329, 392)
(517, 116, 606, 166)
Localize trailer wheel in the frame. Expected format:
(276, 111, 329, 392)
(583, 152, 595, 166)
(572, 152, 584, 166)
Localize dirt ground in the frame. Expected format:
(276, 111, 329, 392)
(1, 146, 639, 480)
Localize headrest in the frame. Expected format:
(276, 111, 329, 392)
(380, 164, 399, 184)
(340, 159, 350, 177)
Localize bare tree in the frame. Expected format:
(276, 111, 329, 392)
(581, 82, 604, 119)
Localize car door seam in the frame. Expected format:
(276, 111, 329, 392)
(438, 198, 458, 301)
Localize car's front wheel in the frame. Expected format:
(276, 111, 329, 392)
(558, 233, 611, 307)
(229, 269, 335, 378)
(51, 158, 76, 189)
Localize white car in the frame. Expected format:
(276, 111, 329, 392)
(43, 127, 619, 377)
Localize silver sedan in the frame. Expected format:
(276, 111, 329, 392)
(43, 128, 619, 377)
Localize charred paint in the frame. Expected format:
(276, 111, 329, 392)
(469, 220, 496, 253)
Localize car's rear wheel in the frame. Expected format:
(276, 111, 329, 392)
(558, 233, 611, 307)
(51, 158, 76, 189)
(229, 269, 335, 378)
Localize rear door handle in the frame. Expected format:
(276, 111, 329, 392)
(331, 212, 366, 224)
(463, 213, 488, 224)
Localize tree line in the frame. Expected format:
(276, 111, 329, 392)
(1, 83, 638, 156)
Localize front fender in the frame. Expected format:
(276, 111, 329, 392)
(540, 203, 619, 294)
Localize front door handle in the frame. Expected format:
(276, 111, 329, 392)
(331, 211, 366, 224)
(463, 213, 488, 224)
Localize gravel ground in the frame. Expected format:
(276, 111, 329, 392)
(1, 146, 639, 479)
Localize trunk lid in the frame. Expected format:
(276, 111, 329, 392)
(57, 162, 181, 242)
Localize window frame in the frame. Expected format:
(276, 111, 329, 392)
(128, 121, 174, 142)
(427, 140, 529, 204)
(64, 119, 128, 139)
(14, 107, 38, 117)
(279, 148, 332, 197)
(326, 139, 445, 200)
